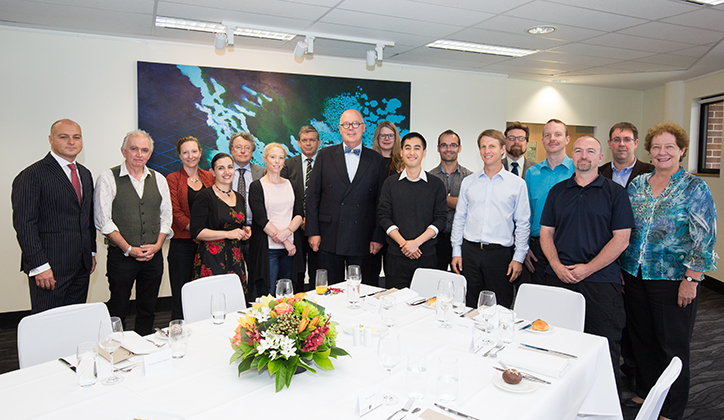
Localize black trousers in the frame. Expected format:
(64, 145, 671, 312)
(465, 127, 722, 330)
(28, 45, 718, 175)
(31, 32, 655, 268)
(461, 240, 515, 309)
(546, 274, 625, 386)
(29, 264, 90, 314)
(167, 238, 198, 320)
(295, 239, 319, 293)
(522, 236, 548, 285)
(623, 270, 696, 420)
(385, 252, 437, 290)
(318, 251, 365, 285)
(361, 244, 386, 287)
(435, 231, 453, 271)
(106, 246, 164, 336)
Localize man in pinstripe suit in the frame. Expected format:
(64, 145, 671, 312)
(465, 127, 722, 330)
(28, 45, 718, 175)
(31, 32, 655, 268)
(12, 119, 97, 313)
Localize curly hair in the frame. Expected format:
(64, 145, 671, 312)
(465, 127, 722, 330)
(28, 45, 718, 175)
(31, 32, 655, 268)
(644, 122, 689, 157)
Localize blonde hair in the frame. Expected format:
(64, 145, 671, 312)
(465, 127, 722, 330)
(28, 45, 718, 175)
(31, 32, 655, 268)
(263, 142, 287, 159)
(373, 121, 403, 171)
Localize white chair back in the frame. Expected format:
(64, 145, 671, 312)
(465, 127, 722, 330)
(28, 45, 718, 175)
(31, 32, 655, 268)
(513, 283, 586, 332)
(17, 302, 111, 369)
(635, 357, 683, 420)
(410, 268, 467, 299)
(181, 273, 247, 323)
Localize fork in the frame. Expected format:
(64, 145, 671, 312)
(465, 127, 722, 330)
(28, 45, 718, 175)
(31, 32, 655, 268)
(146, 338, 165, 348)
(386, 397, 414, 420)
(483, 340, 504, 357)
(489, 343, 506, 358)
(114, 362, 143, 373)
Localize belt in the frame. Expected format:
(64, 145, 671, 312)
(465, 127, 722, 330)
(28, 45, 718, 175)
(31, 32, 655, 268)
(464, 239, 510, 250)
(529, 236, 540, 244)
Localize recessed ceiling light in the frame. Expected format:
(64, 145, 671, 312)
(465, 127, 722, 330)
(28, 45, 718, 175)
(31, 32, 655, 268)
(155, 17, 296, 41)
(527, 26, 557, 35)
(680, 0, 724, 5)
(426, 40, 537, 57)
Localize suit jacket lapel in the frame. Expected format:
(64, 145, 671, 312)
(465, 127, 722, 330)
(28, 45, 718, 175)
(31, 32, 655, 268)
(43, 153, 79, 205)
(345, 147, 371, 195)
(333, 144, 351, 188)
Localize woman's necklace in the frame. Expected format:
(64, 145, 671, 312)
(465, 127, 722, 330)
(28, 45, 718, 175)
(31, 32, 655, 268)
(214, 185, 232, 197)
(188, 169, 200, 183)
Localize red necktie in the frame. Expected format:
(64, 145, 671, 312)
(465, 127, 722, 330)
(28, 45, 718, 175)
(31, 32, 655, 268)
(68, 163, 82, 204)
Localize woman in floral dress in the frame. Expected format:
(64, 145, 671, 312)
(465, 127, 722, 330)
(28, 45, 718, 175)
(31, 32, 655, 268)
(190, 153, 252, 297)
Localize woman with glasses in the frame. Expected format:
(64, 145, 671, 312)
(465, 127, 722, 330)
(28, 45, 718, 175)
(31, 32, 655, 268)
(373, 121, 403, 177)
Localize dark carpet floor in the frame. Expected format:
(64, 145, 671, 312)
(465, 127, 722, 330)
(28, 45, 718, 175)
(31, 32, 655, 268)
(1, 288, 722, 419)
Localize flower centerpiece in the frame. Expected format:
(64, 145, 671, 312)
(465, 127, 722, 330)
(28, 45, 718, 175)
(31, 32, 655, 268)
(230, 293, 350, 392)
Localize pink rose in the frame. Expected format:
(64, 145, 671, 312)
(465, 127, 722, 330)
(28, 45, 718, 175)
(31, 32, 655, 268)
(274, 302, 293, 315)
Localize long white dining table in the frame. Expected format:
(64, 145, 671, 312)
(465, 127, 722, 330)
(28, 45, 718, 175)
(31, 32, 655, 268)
(0, 283, 623, 420)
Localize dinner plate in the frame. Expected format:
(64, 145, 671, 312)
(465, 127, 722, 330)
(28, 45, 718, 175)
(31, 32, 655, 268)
(491, 375, 538, 393)
(154, 327, 193, 341)
(525, 325, 554, 334)
(343, 324, 388, 337)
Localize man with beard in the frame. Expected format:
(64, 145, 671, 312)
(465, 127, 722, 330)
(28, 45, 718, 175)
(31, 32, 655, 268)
(502, 121, 534, 178)
(599, 122, 654, 188)
(539, 135, 633, 381)
(430, 129, 472, 271)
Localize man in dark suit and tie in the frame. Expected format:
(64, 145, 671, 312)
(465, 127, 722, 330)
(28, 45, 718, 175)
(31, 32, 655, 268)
(502, 121, 535, 179)
(12, 119, 96, 313)
(599, 122, 654, 188)
(281, 126, 321, 291)
(306, 109, 386, 285)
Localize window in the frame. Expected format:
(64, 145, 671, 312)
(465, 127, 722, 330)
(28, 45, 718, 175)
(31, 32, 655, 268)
(697, 94, 723, 175)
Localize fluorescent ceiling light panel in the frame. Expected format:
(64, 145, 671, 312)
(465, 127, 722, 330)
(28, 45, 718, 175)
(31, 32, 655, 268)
(155, 17, 296, 41)
(681, 0, 724, 5)
(427, 40, 537, 57)
(233, 28, 295, 41)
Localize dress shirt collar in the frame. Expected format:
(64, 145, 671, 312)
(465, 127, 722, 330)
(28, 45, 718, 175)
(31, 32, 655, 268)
(506, 155, 524, 167)
(234, 162, 252, 172)
(612, 158, 637, 175)
(567, 173, 605, 189)
(541, 155, 575, 171)
(50, 150, 75, 166)
(120, 161, 150, 180)
(399, 168, 427, 182)
(303, 152, 318, 163)
(480, 166, 505, 181)
(435, 163, 462, 175)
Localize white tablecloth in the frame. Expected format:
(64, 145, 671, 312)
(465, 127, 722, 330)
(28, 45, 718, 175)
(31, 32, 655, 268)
(0, 284, 622, 420)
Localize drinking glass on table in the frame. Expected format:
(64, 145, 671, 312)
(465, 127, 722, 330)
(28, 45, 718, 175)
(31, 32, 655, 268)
(452, 282, 467, 315)
(347, 265, 362, 309)
(211, 293, 226, 325)
(169, 319, 188, 359)
(347, 265, 362, 282)
(315, 269, 328, 295)
(436, 280, 454, 329)
(378, 332, 402, 405)
(381, 295, 396, 328)
(98, 316, 124, 385)
(406, 354, 427, 399)
(437, 356, 458, 402)
(498, 308, 515, 344)
(76, 341, 98, 387)
(477, 290, 497, 345)
(275, 278, 294, 299)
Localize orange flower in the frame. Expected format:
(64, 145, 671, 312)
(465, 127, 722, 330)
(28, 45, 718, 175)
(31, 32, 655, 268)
(275, 302, 293, 315)
(298, 319, 309, 333)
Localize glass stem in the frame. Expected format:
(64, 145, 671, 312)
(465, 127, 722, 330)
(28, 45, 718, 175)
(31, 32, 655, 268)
(110, 351, 115, 376)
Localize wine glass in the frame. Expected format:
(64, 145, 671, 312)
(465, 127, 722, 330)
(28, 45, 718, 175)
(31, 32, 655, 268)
(378, 332, 401, 405)
(275, 278, 294, 299)
(436, 280, 454, 329)
(99, 317, 124, 385)
(477, 291, 497, 345)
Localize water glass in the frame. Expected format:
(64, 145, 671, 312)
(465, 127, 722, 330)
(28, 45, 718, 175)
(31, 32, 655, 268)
(452, 282, 467, 315)
(315, 269, 328, 295)
(169, 319, 188, 359)
(381, 295, 396, 328)
(275, 278, 294, 299)
(347, 265, 362, 283)
(211, 293, 226, 325)
(378, 332, 401, 405)
(98, 316, 124, 385)
(76, 341, 98, 387)
(347, 279, 361, 309)
(437, 356, 459, 402)
(498, 308, 515, 344)
(436, 280, 454, 329)
(406, 354, 427, 399)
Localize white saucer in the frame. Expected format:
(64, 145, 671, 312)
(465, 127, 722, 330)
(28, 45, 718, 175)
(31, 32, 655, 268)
(492, 375, 538, 393)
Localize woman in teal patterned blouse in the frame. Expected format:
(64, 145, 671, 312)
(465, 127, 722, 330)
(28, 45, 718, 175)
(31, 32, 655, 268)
(620, 122, 717, 420)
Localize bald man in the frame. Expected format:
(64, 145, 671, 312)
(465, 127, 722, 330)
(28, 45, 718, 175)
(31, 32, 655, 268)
(305, 109, 386, 285)
(539, 135, 633, 382)
(12, 119, 97, 313)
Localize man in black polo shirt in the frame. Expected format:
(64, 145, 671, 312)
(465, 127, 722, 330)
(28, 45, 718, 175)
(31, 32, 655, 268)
(378, 132, 447, 289)
(540, 135, 633, 379)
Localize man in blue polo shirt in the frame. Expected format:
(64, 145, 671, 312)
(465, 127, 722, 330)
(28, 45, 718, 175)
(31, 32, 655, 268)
(523, 119, 575, 285)
(539, 135, 633, 381)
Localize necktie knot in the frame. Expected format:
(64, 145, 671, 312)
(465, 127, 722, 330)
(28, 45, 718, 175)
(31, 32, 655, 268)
(344, 146, 360, 156)
(511, 161, 519, 176)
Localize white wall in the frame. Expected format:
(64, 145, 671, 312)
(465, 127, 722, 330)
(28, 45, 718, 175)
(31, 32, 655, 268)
(0, 25, 676, 313)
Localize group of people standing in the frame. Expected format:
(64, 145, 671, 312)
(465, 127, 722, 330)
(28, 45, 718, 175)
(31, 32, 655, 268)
(12, 112, 717, 420)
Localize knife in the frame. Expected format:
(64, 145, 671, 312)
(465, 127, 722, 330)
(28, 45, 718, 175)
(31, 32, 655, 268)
(492, 366, 551, 384)
(519, 322, 533, 330)
(434, 403, 481, 420)
(406, 297, 427, 306)
(58, 358, 76, 372)
(520, 343, 578, 359)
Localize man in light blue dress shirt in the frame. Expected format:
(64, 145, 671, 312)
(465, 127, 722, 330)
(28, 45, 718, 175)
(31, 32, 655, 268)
(523, 119, 575, 286)
(451, 129, 530, 308)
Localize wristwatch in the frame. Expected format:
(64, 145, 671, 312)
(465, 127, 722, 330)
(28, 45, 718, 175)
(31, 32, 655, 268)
(124, 245, 133, 257)
(685, 276, 702, 283)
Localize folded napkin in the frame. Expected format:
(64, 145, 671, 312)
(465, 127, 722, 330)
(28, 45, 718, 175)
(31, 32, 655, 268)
(387, 288, 419, 304)
(121, 330, 160, 355)
(499, 347, 570, 378)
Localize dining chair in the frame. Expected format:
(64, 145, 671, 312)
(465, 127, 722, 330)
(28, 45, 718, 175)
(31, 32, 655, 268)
(512, 283, 586, 332)
(635, 357, 683, 420)
(409, 268, 467, 298)
(181, 273, 247, 323)
(17, 302, 111, 368)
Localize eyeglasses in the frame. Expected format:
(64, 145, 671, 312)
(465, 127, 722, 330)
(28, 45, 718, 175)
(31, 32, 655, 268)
(506, 136, 527, 142)
(610, 137, 635, 144)
(378, 133, 395, 140)
(233, 145, 252, 151)
(438, 143, 459, 150)
(340, 121, 363, 129)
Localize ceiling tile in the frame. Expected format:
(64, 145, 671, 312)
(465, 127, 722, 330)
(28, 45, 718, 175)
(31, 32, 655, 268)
(156, 2, 313, 31)
(159, 0, 329, 20)
(547, 0, 697, 20)
(551, 43, 656, 60)
(337, 0, 494, 26)
(635, 53, 698, 68)
(307, 21, 435, 46)
(408, 0, 531, 14)
(668, 45, 713, 58)
(395, 45, 514, 66)
(503, 1, 649, 32)
(448, 27, 567, 51)
(618, 21, 724, 45)
(529, 51, 621, 66)
(473, 15, 605, 43)
(603, 60, 688, 72)
(319, 9, 463, 38)
(581, 33, 696, 54)
(660, 8, 724, 32)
